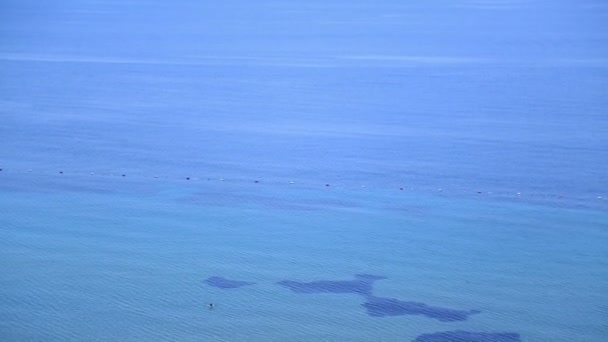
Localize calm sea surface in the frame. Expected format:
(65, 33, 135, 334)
(1, 0, 607, 341)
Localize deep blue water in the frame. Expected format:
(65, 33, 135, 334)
(1, 0, 607, 341)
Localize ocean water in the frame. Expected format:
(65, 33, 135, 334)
(1, 0, 607, 341)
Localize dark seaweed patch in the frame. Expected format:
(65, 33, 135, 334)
(277, 274, 481, 321)
(205, 276, 256, 289)
(362, 296, 480, 321)
(414, 330, 521, 342)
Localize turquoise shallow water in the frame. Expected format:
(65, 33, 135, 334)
(1, 0, 608, 340)
(1, 172, 607, 341)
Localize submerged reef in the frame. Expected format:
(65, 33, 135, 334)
(276, 274, 386, 296)
(363, 296, 480, 321)
(277, 274, 480, 321)
(414, 330, 521, 342)
(207, 274, 518, 338)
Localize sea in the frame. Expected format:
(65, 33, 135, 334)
(0, 0, 607, 341)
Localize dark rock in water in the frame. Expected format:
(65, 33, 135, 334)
(362, 296, 480, 321)
(205, 276, 256, 289)
(414, 330, 521, 342)
(277, 274, 386, 296)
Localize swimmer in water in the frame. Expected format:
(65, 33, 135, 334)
(208, 303, 214, 309)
